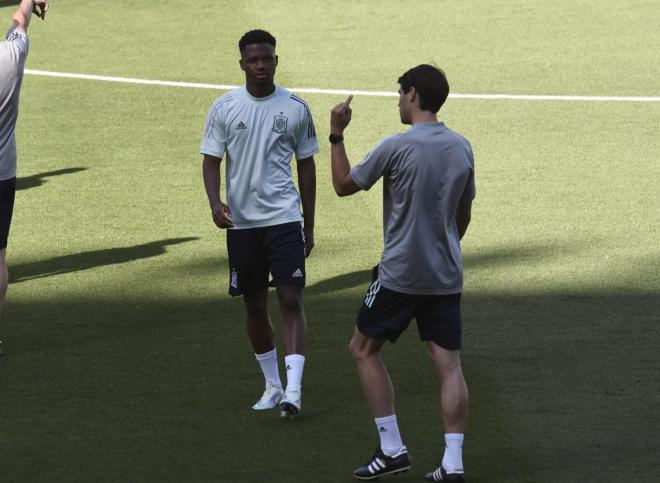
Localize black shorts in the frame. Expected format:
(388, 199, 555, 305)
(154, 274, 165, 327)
(226, 221, 306, 296)
(0, 177, 16, 250)
(356, 268, 462, 350)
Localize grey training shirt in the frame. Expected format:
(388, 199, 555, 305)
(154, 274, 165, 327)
(0, 27, 29, 181)
(350, 122, 475, 295)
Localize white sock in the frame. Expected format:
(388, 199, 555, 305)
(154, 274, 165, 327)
(255, 348, 282, 388)
(284, 354, 305, 392)
(442, 433, 464, 473)
(374, 414, 404, 457)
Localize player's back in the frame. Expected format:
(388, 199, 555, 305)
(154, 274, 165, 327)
(392, 122, 473, 221)
(378, 122, 475, 294)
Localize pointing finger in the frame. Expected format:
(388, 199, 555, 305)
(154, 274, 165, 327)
(345, 94, 354, 106)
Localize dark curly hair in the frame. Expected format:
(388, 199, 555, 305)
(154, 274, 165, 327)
(238, 29, 276, 53)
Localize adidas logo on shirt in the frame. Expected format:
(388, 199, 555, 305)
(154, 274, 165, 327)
(7, 31, 25, 42)
(235, 121, 247, 130)
(291, 269, 304, 278)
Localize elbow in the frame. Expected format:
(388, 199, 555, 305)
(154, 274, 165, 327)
(332, 174, 359, 197)
(333, 182, 351, 197)
(12, 15, 26, 30)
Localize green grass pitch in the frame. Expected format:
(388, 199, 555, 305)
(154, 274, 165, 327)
(1, 1, 658, 481)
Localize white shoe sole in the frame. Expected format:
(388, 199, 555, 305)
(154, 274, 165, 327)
(252, 392, 284, 410)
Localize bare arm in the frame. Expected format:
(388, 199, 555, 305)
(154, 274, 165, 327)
(296, 155, 316, 257)
(330, 95, 361, 197)
(202, 154, 233, 229)
(8, 0, 48, 34)
(455, 200, 472, 240)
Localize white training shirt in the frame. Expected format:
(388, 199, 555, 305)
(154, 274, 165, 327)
(200, 85, 319, 229)
(0, 28, 29, 181)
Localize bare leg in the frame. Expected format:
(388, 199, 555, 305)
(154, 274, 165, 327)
(0, 249, 7, 320)
(349, 327, 393, 418)
(275, 285, 306, 355)
(426, 341, 468, 433)
(275, 285, 307, 416)
(0, 249, 7, 355)
(244, 289, 285, 410)
(242, 289, 274, 354)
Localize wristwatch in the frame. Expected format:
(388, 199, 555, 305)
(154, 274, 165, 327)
(329, 133, 344, 144)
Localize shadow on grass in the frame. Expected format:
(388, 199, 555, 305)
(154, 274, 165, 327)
(307, 269, 371, 296)
(464, 243, 570, 267)
(9, 237, 198, 283)
(1, 282, 658, 482)
(305, 244, 569, 297)
(16, 167, 87, 191)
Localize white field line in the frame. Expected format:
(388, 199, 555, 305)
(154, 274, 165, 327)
(25, 69, 660, 103)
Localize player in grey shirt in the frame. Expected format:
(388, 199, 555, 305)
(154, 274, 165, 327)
(330, 65, 474, 481)
(0, 0, 49, 356)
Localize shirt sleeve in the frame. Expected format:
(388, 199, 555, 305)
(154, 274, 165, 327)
(459, 143, 476, 203)
(293, 102, 319, 160)
(200, 100, 227, 158)
(349, 136, 397, 191)
(5, 27, 29, 63)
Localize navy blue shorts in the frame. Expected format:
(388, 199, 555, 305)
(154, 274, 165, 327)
(356, 267, 462, 350)
(226, 221, 306, 296)
(0, 177, 16, 250)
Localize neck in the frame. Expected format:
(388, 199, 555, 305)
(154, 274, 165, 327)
(410, 110, 438, 125)
(246, 82, 276, 98)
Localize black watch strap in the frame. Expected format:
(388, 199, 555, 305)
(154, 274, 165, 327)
(329, 133, 344, 144)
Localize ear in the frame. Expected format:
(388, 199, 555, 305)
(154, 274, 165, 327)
(275, 54, 279, 66)
(239, 58, 245, 71)
(408, 86, 417, 104)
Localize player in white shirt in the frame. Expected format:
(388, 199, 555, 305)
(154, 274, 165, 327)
(0, 0, 49, 357)
(201, 30, 318, 418)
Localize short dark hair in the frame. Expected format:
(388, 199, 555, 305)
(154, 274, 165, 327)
(397, 64, 449, 113)
(238, 29, 276, 53)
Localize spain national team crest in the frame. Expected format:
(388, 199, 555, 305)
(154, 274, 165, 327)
(272, 114, 288, 133)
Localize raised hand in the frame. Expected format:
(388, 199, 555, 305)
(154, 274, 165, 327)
(330, 94, 354, 133)
(32, 1, 49, 20)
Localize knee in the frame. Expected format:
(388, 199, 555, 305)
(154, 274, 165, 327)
(440, 354, 462, 375)
(427, 344, 463, 379)
(349, 337, 369, 362)
(426, 345, 445, 370)
(244, 298, 268, 321)
(278, 291, 303, 314)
